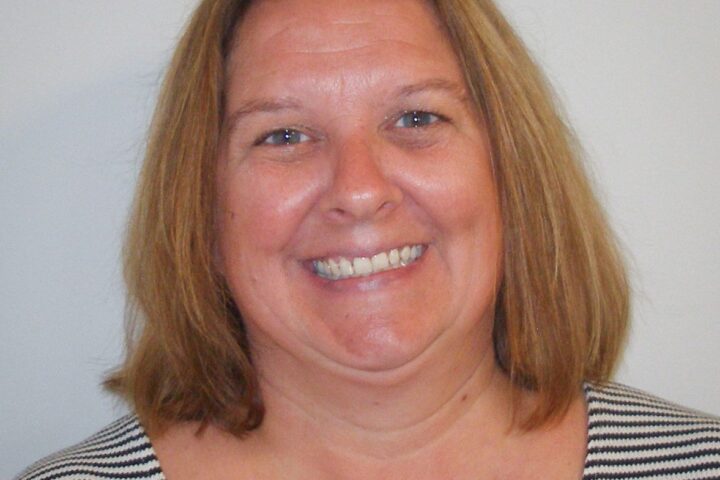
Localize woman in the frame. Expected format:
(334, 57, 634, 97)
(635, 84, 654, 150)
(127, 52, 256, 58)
(17, 0, 720, 479)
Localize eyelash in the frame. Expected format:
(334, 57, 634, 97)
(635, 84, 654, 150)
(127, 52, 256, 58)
(254, 128, 311, 147)
(252, 110, 446, 147)
(392, 110, 446, 129)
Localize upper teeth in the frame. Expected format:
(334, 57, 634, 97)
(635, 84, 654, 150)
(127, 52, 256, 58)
(313, 244, 425, 281)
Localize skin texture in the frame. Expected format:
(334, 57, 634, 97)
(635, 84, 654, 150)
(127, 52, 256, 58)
(152, 1, 588, 478)
(217, 0, 501, 380)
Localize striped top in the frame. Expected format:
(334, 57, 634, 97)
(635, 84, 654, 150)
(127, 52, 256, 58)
(583, 383, 720, 479)
(16, 383, 720, 479)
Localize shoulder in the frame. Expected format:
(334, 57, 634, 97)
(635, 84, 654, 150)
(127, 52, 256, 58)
(15, 415, 164, 480)
(584, 382, 720, 479)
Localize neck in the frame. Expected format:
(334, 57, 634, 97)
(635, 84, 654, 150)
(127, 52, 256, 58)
(150, 325, 588, 480)
(248, 325, 523, 476)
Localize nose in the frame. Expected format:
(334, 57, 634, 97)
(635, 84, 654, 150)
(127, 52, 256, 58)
(321, 136, 403, 224)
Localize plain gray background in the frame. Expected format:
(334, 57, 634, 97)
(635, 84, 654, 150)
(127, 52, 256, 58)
(2, 1, 719, 477)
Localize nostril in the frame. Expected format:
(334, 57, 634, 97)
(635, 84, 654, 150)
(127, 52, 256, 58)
(378, 199, 395, 214)
(323, 187, 402, 224)
(325, 206, 352, 223)
(328, 200, 395, 219)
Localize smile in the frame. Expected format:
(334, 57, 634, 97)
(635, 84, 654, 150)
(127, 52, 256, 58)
(312, 244, 425, 281)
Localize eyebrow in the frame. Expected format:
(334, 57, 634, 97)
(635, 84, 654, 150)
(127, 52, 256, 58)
(223, 78, 468, 133)
(393, 78, 467, 101)
(224, 97, 303, 134)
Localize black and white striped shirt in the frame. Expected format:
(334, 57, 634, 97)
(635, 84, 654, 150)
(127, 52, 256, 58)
(583, 383, 720, 479)
(16, 383, 720, 479)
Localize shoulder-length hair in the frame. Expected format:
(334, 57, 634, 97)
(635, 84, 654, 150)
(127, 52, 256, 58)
(107, 0, 629, 435)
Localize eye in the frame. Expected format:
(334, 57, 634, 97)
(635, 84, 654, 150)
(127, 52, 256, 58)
(256, 128, 310, 146)
(394, 111, 441, 128)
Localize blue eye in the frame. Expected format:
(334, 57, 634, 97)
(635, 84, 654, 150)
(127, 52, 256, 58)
(259, 129, 310, 146)
(395, 111, 440, 128)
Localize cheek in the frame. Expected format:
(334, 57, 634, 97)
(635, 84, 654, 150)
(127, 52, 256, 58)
(410, 141, 502, 292)
(410, 142, 499, 233)
(217, 162, 323, 257)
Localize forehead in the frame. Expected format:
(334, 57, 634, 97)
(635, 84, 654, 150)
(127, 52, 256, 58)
(226, 0, 462, 93)
(235, 0, 443, 51)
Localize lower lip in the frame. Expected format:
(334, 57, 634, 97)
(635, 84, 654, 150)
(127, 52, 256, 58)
(304, 249, 429, 293)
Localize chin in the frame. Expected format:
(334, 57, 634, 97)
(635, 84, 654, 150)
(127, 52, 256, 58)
(317, 317, 442, 374)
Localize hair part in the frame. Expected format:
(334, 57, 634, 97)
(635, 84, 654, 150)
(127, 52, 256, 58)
(107, 0, 629, 435)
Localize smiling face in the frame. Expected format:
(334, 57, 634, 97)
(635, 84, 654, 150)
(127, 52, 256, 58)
(216, 0, 502, 373)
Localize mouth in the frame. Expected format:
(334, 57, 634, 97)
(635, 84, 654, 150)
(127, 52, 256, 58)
(312, 244, 426, 281)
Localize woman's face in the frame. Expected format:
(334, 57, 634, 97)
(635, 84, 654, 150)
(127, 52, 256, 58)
(216, 0, 502, 372)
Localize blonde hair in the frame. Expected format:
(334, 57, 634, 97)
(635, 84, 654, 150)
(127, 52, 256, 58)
(107, 0, 629, 434)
